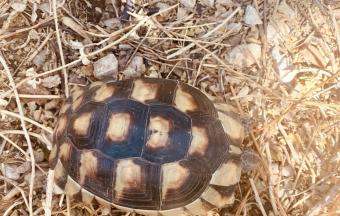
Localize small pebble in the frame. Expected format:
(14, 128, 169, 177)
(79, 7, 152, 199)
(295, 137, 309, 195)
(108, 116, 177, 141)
(93, 54, 118, 80)
(123, 55, 145, 78)
(42, 75, 61, 88)
(33, 49, 48, 67)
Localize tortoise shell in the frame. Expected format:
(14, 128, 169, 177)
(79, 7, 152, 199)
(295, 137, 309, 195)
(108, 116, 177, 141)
(49, 78, 244, 215)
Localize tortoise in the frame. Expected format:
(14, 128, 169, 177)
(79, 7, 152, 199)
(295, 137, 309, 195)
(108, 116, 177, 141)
(49, 77, 254, 215)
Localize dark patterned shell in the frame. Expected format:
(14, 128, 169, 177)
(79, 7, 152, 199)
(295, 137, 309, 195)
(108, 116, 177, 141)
(49, 78, 244, 215)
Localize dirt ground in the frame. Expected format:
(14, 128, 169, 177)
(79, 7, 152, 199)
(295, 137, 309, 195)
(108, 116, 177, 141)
(0, 0, 339, 216)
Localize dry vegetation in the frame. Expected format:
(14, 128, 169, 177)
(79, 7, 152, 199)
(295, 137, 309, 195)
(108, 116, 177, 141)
(0, 0, 339, 216)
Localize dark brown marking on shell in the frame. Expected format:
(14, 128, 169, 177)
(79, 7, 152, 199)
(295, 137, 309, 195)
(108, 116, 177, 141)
(59, 139, 81, 182)
(130, 78, 178, 105)
(184, 198, 215, 215)
(201, 185, 235, 208)
(59, 101, 71, 115)
(72, 112, 93, 136)
(188, 126, 209, 157)
(131, 79, 160, 103)
(54, 160, 68, 189)
(54, 115, 67, 141)
(92, 84, 115, 102)
(70, 86, 85, 100)
(81, 151, 114, 201)
(176, 83, 218, 117)
(182, 207, 193, 215)
(174, 86, 198, 113)
(72, 190, 83, 201)
(160, 159, 211, 210)
(68, 102, 106, 149)
(215, 105, 245, 146)
(200, 197, 216, 210)
(90, 196, 101, 206)
(89, 81, 104, 89)
(161, 162, 189, 200)
(142, 105, 191, 164)
(48, 144, 58, 169)
(113, 158, 161, 210)
(150, 78, 178, 105)
(64, 176, 81, 197)
(79, 151, 98, 185)
(72, 95, 84, 112)
(58, 141, 72, 161)
(187, 114, 229, 172)
(210, 159, 241, 187)
(98, 99, 148, 160)
(209, 184, 235, 199)
(104, 79, 134, 99)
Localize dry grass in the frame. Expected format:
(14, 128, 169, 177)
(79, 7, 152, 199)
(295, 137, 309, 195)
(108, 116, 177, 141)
(0, 0, 339, 216)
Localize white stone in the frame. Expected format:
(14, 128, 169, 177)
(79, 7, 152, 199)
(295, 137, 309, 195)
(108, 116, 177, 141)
(180, 0, 196, 10)
(244, 5, 262, 27)
(93, 54, 118, 80)
(11, 0, 27, 12)
(226, 43, 261, 68)
(200, 0, 215, 7)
